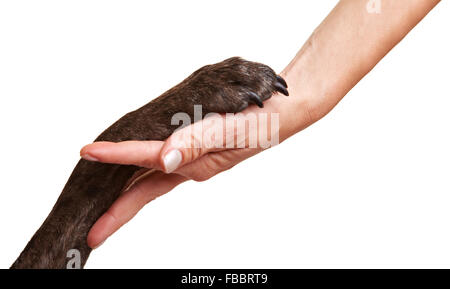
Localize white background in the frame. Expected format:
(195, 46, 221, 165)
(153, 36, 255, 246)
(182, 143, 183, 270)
(0, 0, 449, 269)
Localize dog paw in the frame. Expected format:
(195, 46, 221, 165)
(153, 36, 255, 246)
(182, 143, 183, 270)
(185, 57, 288, 114)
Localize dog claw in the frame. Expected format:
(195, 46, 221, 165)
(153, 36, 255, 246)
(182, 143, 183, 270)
(248, 92, 264, 108)
(274, 82, 289, 96)
(276, 75, 288, 88)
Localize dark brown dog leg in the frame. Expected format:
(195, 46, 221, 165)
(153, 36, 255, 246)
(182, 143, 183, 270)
(11, 57, 288, 269)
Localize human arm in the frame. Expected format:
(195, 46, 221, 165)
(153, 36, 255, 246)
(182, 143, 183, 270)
(82, 0, 441, 248)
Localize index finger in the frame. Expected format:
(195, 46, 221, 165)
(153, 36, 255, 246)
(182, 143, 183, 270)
(80, 140, 165, 169)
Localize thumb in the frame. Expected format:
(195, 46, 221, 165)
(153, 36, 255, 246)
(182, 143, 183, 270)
(159, 113, 232, 173)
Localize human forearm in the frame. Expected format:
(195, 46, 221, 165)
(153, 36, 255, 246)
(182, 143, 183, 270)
(81, 1, 441, 248)
(276, 0, 440, 139)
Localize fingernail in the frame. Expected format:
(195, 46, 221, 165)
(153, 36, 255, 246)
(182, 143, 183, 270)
(163, 149, 182, 173)
(93, 240, 105, 249)
(82, 153, 99, 162)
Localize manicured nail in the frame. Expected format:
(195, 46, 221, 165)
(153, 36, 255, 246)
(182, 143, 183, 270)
(163, 149, 182, 173)
(82, 153, 99, 162)
(93, 240, 105, 249)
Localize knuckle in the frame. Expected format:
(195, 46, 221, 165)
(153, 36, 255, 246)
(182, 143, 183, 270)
(183, 147, 203, 164)
(141, 151, 156, 168)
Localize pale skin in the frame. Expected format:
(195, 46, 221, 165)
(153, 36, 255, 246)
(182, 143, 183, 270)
(80, 0, 441, 249)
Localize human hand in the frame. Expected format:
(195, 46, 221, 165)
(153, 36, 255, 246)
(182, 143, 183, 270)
(82, 0, 440, 249)
(81, 79, 310, 248)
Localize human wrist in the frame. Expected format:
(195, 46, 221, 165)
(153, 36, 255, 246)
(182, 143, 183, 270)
(275, 52, 337, 142)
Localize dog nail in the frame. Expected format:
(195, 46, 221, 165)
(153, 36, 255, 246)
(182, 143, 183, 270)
(274, 82, 289, 96)
(276, 75, 288, 88)
(248, 92, 264, 108)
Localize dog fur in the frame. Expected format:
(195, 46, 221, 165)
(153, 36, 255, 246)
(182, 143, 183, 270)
(11, 57, 288, 269)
